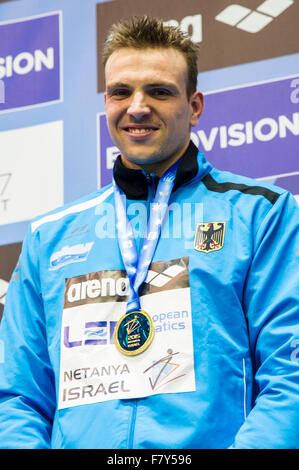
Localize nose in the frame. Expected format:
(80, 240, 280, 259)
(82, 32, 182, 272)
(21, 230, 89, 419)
(127, 91, 151, 119)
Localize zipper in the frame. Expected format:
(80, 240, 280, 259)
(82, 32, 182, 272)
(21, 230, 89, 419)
(128, 399, 138, 448)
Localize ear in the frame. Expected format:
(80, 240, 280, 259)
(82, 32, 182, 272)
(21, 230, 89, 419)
(189, 91, 204, 127)
(104, 92, 107, 105)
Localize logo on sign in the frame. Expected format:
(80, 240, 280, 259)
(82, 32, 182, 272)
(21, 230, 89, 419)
(145, 263, 186, 288)
(0, 11, 62, 112)
(216, 0, 294, 33)
(143, 348, 186, 391)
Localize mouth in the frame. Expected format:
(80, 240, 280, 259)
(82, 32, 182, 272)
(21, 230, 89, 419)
(121, 125, 159, 138)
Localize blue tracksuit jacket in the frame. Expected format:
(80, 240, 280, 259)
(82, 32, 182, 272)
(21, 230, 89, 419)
(0, 142, 298, 449)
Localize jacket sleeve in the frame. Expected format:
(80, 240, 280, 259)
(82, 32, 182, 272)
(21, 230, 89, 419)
(0, 225, 56, 449)
(230, 191, 299, 449)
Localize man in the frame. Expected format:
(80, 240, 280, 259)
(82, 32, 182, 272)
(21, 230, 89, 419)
(0, 15, 298, 449)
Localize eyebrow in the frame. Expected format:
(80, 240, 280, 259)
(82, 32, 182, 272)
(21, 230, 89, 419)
(106, 82, 129, 89)
(106, 81, 179, 91)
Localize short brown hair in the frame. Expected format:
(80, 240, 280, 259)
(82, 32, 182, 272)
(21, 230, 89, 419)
(103, 15, 200, 99)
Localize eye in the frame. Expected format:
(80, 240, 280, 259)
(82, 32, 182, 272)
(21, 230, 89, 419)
(150, 88, 172, 98)
(107, 88, 131, 99)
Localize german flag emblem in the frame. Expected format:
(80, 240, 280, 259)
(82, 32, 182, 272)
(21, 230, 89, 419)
(194, 222, 226, 253)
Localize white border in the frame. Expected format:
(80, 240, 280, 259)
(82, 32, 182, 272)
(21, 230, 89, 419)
(0, 10, 63, 114)
(203, 73, 299, 95)
(256, 170, 299, 180)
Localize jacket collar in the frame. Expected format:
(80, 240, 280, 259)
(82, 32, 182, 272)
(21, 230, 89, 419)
(113, 140, 212, 200)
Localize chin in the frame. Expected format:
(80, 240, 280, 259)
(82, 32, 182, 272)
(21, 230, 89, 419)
(123, 152, 162, 166)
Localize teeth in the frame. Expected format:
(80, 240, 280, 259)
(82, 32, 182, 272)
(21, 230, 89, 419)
(128, 128, 153, 134)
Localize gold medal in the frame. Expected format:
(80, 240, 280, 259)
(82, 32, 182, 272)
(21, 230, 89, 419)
(114, 309, 154, 356)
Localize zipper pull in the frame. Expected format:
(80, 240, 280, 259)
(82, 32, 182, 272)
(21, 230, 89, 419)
(145, 173, 153, 185)
(143, 172, 155, 201)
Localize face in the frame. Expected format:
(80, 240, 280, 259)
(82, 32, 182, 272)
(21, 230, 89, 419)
(104, 47, 204, 174)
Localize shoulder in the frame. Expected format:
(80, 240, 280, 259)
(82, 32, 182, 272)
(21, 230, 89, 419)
(202, 167, 286, 206)
(29, 184, 113, 235)
(200, 167, 298, 237)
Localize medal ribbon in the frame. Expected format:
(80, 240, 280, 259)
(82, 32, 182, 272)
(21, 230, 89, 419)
(113, 158, 181, 314)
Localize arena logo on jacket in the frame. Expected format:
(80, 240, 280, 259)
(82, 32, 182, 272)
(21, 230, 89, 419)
(0, 11, 62, 112)
(58, 257, 196, 409)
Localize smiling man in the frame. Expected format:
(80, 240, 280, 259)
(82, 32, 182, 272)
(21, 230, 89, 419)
(104, 46, 203, 175)
(0, 16, 298, 450)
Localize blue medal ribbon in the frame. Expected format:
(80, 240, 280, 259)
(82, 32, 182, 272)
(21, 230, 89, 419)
(113, 158, 181, 314)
